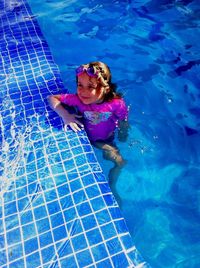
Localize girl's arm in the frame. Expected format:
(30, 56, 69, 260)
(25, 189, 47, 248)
(117, 119, 129, 142)
(47, 95, 83, 132)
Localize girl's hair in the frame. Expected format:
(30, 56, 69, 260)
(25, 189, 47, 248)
(89, 61, 121, 101)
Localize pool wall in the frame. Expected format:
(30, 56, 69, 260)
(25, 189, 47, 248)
(0, 0, 147, 267)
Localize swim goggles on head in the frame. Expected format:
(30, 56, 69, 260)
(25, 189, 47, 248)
(75, 64, 109, 87)
(75, 65, 99, 78)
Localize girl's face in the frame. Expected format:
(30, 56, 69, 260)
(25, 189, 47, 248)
(77, 73, 104, 104)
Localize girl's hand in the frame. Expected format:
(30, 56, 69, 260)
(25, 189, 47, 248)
(63, 114, 84, 132)
(47, 95, 84, 132)
(118, 120, 129, 142)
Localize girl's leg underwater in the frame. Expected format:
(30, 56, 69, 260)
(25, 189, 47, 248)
(93, 142, 126, 206)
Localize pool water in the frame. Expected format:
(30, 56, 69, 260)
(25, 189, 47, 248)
(27, 0, 200, 267)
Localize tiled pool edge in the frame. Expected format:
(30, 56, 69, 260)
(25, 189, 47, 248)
(0, 0, 148, 267)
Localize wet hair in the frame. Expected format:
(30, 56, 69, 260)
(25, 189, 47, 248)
(77, 61, 122, 101)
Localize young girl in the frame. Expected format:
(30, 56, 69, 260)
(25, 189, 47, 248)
(48, 61, 129, 194)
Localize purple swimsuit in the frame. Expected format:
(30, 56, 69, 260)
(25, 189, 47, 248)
(60, 94, 128, 142)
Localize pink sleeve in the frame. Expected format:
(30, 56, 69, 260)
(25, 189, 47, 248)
(60, 94, 80, 106)
(114, 98, 128, 120)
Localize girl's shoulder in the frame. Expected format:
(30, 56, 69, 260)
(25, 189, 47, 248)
(97, 97, 126, 113)
(60, 93, 81, 105)
(109, 96, 126, 106)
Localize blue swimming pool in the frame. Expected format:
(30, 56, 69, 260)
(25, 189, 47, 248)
(0, 0, 147, 267)
(27, 0, 200, 267)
